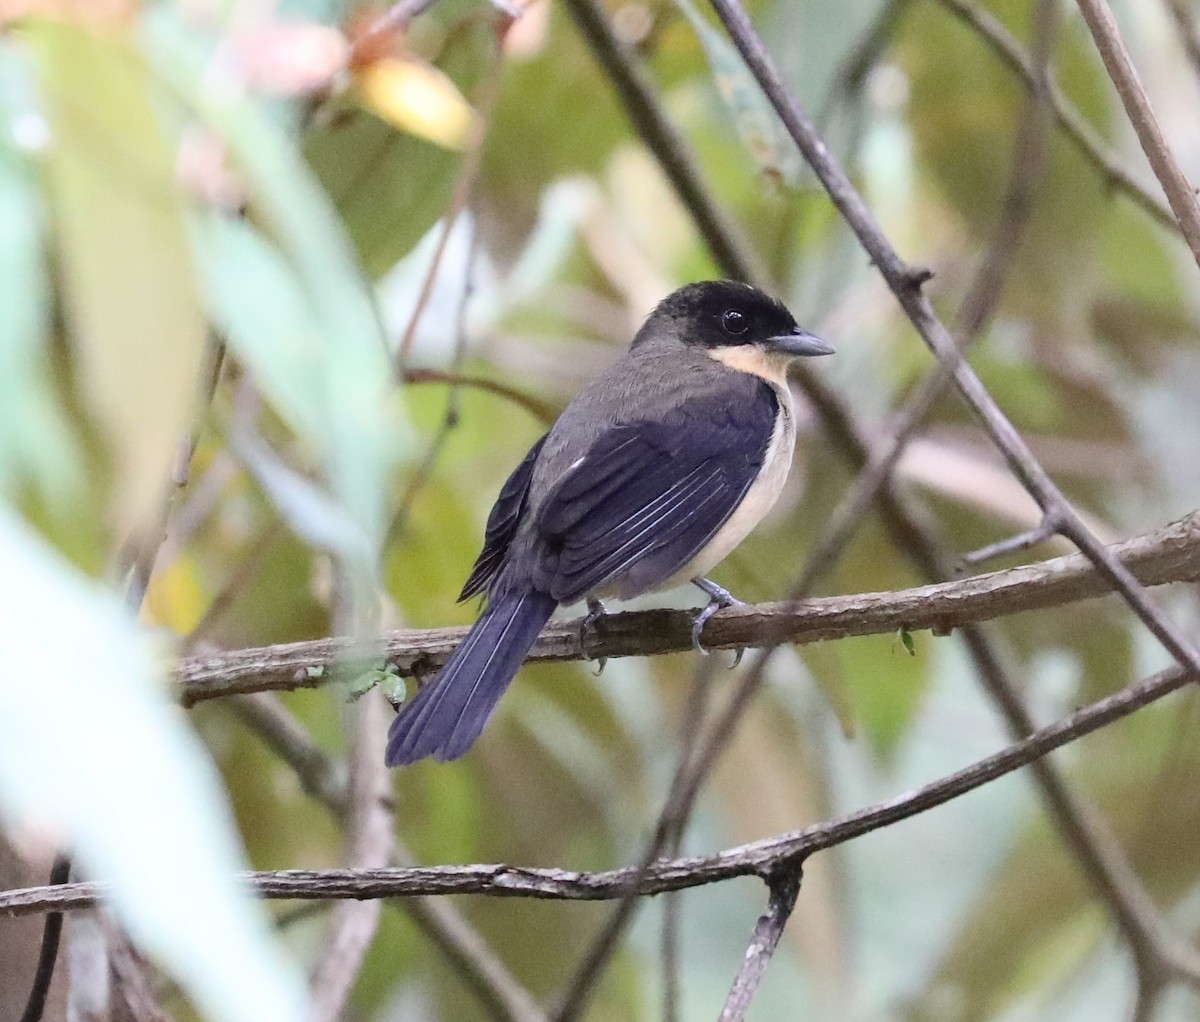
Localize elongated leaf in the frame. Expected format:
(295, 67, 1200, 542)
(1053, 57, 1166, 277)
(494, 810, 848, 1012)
(0, 48, 79, 505)
(0, 506, 307, 1022)
(29, 22, 208, 537)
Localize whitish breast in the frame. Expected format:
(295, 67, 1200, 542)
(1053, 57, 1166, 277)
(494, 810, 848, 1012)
(661, 380, 796, 589)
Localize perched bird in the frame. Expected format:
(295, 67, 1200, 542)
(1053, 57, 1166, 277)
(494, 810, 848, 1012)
(386, 280, 833, 766)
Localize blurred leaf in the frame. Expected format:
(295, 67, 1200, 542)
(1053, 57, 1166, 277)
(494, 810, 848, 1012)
(29, 20, 208, 537)
(148, 8, 405, 615)
(0, 48, 79, 506)
(354, 56, 475, 150)
(836, 632, 932, 763)
(673, 0, 801, 185)
(305, 105, 460, 277)
(0, 505, 306, 1022)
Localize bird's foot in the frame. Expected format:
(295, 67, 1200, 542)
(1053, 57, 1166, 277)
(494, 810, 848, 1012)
(581, 599, 608, 675)
(691, 577, 745, 664)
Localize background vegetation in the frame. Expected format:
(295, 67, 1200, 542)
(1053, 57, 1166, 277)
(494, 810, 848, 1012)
(1, 0, 1200, 1019)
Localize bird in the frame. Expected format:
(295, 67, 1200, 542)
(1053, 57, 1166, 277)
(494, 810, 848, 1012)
(385, 280, 834, 766)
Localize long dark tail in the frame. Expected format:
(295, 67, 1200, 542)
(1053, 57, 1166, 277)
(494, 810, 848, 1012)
(385, 589, 557, 765)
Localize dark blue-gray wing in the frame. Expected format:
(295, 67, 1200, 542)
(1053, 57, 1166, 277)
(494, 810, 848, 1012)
(458, 433, 549, 601)
(533, 383, 778, 604)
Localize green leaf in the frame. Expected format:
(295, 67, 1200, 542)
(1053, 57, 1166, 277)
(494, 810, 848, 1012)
(0, 49, 79, 506)
(29, 22, 209, 538)
(674, 0, 802, 185)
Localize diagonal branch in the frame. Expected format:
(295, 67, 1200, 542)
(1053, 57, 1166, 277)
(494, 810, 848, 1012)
(705, 0, 1200, 680)
(174, 511, 1200, 703)
(6, 660, 1195, 916)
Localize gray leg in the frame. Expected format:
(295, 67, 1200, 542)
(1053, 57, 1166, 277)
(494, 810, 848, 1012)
(581, 598, 608, 674)
(691, 577, 745, 659)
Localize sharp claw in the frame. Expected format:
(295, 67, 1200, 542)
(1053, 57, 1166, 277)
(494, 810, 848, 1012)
(690, 577, 744, 657)
(580, 599, 607, 662)
(690, 601, 721, 655)
(731, 647, 745, 669)
(593, 657, 607, 676)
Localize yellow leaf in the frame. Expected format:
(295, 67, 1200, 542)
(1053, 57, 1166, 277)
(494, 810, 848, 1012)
(141, 554, 206, 634)
(355, 57, 474, 151)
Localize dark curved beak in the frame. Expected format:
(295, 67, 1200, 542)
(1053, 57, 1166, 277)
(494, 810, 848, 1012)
(767, 327, 835, 358)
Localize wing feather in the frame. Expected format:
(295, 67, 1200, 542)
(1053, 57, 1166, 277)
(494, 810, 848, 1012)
(533, 383, 778, 604)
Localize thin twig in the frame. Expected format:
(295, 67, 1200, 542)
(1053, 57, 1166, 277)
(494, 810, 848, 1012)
(105, 922, 174, 1022)
(561, 0, 763, 284)
(550, 661, 721, 1020)
(393, 29, 505, 371)
(718, 869, 802, 1022)
(350, 0, 455, 65)
(400, 367, 557, 424)
(386, 226, 479, 548)
(18, 853, 71, 1022)
(933, 0, 1177, 233)
(173, 510, 1200, 703)
(308, 695, 393, 1022)
(7, 659, 1196, 915)
(1074, 0, 1200, 268)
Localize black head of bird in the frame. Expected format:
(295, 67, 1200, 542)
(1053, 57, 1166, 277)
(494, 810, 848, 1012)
(386, 280, 834, 766)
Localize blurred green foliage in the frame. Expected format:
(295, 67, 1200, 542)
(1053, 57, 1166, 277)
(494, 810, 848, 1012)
(2, 0, 1200, 1019)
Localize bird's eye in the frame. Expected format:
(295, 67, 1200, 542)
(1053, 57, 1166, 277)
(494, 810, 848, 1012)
(722, 309, 748, 335)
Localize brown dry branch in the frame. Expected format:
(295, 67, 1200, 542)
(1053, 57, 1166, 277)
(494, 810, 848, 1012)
(1074, 0, 1200, 269)
(799, 0, 1060, 592)
(307, 696, 393, 1022)
(4, 658, 1195, 918)
(175, 511, 1200, 704)
(718, 870, 802, 1022)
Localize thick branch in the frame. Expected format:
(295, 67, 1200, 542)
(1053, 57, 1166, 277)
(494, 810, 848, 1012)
(6, 661, 1192, 916)
(174, 512, 1200, 703)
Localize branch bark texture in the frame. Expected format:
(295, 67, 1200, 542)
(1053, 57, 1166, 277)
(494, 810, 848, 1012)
(5, 660, 1194, 917)
(175, 512, 1200, 703)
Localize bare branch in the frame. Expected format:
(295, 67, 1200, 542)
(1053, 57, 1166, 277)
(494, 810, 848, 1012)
(718, 870, 802, 1022)
(105, 923, 173, 1022)
(6, 660, 1194, 917)
(800, 0, 1060, 592)
(394, 37, 505, 370)
(308, 697, 393, 1022)
(1074, 0, 1200, 269)
(174, 511, 1200, 703)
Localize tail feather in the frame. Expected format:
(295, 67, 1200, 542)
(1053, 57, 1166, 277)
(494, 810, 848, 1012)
(385, 590, 557, 765)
